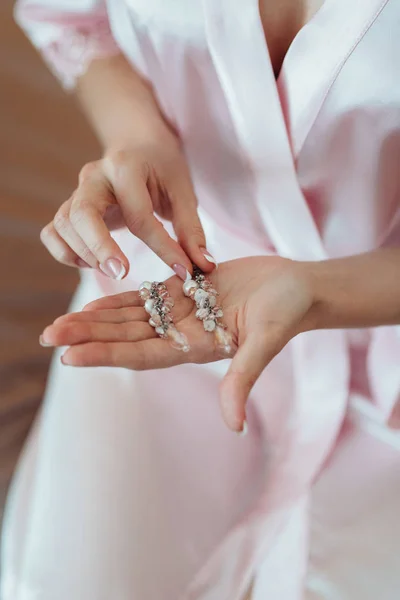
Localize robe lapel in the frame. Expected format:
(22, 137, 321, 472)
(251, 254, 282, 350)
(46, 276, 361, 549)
(202, 0, 388, 261)
(192, 4, 355, 597)
(279, 0, 390, 157)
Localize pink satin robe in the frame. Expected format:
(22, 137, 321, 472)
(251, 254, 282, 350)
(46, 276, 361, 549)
(2, 1, 400, 599)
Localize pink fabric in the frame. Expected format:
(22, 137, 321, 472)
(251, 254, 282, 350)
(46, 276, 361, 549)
(15, 1, 120, 88)
(2, 1, 400, 599)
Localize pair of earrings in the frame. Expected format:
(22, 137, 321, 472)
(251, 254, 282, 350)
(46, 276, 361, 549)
(139, 268, 232, 354)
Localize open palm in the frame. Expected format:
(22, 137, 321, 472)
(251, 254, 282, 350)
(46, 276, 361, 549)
(41, 256, 314, 430)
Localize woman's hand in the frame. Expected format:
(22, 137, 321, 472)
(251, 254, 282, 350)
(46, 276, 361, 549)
(40, 256, 315, 431)
(40, 129, 213, 280)
(40, 54, 214, 280)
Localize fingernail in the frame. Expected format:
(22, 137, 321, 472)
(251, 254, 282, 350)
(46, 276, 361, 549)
(61, 353, 72, 366)
(75, 258, 91, 269)
(172, 263, 191, 281)
(99, 258, 126, 280)
(237, 420, 248, 437)
(39, 334, 52, 347)
(200, 247, 218, 268)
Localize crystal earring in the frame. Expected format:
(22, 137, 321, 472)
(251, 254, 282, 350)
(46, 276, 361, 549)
(182, 267, 232, 354)
(139, 281, 190, 352)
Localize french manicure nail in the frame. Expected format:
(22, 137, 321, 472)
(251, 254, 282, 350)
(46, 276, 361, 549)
(99, 258, 126, 280)
(237, 420, 248, 437)
(39, 335, 52, 347)
(61, 353, 71, 365)
(172, 263, 191, 281)
(200, 247, 218, 268)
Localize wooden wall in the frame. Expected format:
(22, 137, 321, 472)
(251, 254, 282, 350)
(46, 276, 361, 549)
(0, 1, 100, 523)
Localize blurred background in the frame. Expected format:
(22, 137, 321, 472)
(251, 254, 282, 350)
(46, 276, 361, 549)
(0, 1, 100, 526)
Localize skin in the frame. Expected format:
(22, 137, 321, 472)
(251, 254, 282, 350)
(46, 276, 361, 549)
(37, 1, 398, 597)
(38, 4, 400, 434)
(39, 0, 326, 278)
(259, 0, 325, 76)
(41, 249, 400, 433)
(40, 54, 214, 279)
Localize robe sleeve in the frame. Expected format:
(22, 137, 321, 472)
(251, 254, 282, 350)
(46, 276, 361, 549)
(15, 0, 121, 89)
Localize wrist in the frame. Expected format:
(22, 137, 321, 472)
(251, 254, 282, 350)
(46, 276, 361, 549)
(106, 117, 179, 155)
(300, 249, 400, 330)
(292, 260, 326, 334)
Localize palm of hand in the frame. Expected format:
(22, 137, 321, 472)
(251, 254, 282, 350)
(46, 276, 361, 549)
(42, 256, 313, 430)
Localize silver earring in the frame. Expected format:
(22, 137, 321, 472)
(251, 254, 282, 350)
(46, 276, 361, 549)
(182, 267, 232, 354)
(139, 281, 190, 352)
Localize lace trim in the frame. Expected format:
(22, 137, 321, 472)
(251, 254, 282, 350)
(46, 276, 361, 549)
(41, 19, 120, 89)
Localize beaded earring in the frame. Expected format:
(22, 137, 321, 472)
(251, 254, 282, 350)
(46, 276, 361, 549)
(139, 281, 190, 352)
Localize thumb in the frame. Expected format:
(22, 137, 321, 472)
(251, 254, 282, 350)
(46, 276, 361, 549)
(168, 166, 216, 273)
(219, 330, 284, 433)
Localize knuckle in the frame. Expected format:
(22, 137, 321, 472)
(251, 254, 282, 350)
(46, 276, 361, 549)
(53, 210, 69, 233)
(125, 211, 148, 235)
(107, 149, 130, 166)
(54, 247, 74, 265)
(103, 150, 141, 183)
(79, 245, 95, 262)
(190, 223, 206, 240)
(69, 204, 87, 228)
(87, 238, 105, 257)
(79, 161, 99, 183)
(40, 223, 52, 242)
(103, 151, 128, 179)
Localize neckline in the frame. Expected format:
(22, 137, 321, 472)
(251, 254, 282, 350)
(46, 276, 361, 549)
(202, 0, 389, 259)
(273, 0, 328, 83)
(276, 0, 390, 155)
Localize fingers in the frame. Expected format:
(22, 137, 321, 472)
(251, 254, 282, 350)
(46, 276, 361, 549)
(104, 154, 193, 276)
(43, 148, 213, 280)
(52, 199, 98, 268)
(83, 291, 141, 311)
(69, 163, 129, 278)
(162, 160, 217, 272)
(165, 163, 214, 272)
(40, 221, 90, 268)
(219, 329, 285, 433)
(43, 161, 130, 278)
(53, 306, 147, 326)
(61, 339, 188, 370)
(41, 319, 154, 347)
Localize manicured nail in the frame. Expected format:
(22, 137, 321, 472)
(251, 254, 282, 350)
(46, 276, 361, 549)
(200, 247, 218, 268)
(99, 258, 126, 280)
(75, 258, 91, 269)
(172, 263, 191, 281)
(61, 353, 71, 366)
(237, 420, 248, 437)
(39, 334, 52, 347)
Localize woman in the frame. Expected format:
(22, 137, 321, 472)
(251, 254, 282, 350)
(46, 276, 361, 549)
(2, 0, 400, 598)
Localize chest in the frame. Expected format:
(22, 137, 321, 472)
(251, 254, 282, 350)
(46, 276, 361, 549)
(258, 0, 324, 77)
(119, 0, 400, 257)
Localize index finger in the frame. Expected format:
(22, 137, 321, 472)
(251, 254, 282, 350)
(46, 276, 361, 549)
(104, 156, 193, 277)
